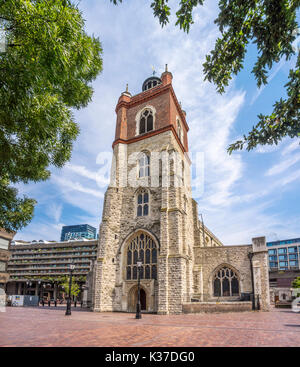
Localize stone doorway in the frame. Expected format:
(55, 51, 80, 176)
(128, 286, 147, 312)
(140, 289, 146, 310)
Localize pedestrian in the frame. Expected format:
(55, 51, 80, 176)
(74, 299, 77, 308)
(54, 299, 57, 307)
(48, 299, 50, 307)
(41, 299, 44, 307)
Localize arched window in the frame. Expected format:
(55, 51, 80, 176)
(140, 109, 154, 134)
(126, 233, 158, 280)
(213, 266, 239, 297)
(137, 189, 149, 217)
(138, 153, 150, 178)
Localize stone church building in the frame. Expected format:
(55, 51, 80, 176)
(92, 67, 270, 314)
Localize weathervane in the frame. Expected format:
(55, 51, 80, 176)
(151, 65, 156, 76)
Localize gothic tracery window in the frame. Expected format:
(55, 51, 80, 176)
(139, 109, 154, 134)
(137, 189, 149, 217)
(126, 233, 158, 280)
(213, 267, 239, 297)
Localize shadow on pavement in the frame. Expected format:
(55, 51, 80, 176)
(284, 324, 300, 327)
(25, 306, 93, 312)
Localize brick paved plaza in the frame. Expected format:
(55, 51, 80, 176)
(0, 306, 299, 347)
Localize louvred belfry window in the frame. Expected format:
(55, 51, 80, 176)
(126, 233, 158, 281)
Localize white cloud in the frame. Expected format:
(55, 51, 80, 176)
(255, 144, 282, 154)
(15, 222, 64, 242)
(52, 175, 104, 199)
(266, 153, 300, 176)
(47, 203, 63, 223)
(280, 169, 300, 186)
(281, 140, 300, 156)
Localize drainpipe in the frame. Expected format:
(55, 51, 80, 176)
(248, 252, 256, 310)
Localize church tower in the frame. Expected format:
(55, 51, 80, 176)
(93, 67, 198, 314)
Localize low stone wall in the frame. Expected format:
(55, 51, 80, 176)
(182, 301, 252, 313)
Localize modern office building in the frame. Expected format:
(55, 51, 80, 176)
(267, 238, 300, 271)
(60, 224, 97, 242)
(267, 238, 300, 304)
(6, 239, 98, 301)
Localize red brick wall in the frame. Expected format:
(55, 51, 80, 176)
(114, 79, 189, 153)
(126, 91, 170, 138)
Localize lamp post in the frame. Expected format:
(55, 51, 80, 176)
(38, 280, 42, 303)
(136, 258, 142, 319)
(248, 252, 256, 310)
(65, 262, 75, 316)
(25, 281, 32, 295)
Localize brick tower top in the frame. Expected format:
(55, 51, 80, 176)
(113, 66, 189, 153)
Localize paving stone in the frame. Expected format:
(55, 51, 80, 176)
(0, 306, 299, 347)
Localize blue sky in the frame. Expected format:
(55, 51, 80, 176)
(15, 0, 300, 245)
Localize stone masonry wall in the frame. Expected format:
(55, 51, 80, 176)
(193, 242, 270, 311)
(195, 245, 254, 301)
(93, 129, 195, 314)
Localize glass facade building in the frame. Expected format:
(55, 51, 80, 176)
(60, 224, 97, 242)
(267, 238, 300, 271)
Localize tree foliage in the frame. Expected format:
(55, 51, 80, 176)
(292, 276, 300, 289)
(292, 276, 300, 297)
(111, 0, 300, 153)
(60, 276, 81, 297)
(0, 0, 103, 232)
